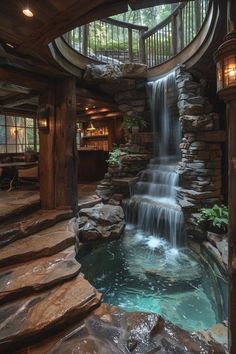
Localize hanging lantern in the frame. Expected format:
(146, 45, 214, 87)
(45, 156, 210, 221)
(215, 31, 236, 102)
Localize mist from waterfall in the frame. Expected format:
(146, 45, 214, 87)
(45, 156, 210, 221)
(124, 71, 184, 248)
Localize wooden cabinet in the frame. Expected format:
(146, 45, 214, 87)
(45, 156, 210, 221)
(78, 150, 108, 182)
(82, 135, 109, 151)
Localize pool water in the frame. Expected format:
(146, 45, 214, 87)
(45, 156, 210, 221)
(78, 226, 223, 332)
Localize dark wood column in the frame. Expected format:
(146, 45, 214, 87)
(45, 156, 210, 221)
(227, 102, 236, 353)
(55, 77, 78, 211)
(39, 84, 56, 210)
(39, 77, 78, 212)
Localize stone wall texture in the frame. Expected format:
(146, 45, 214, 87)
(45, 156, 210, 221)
(176, 66, 226, 237)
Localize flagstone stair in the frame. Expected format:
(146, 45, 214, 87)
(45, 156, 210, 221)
(0, 212, 101, 353)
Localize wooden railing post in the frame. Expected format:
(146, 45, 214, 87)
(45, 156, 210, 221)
(128, 28, 134, 63)
(171, 15, 178, 55)
(82, 24, 88, 56)
(139, 29, 146, 64)
(195, 0, 201, 33)
(176, 7, 184, 52)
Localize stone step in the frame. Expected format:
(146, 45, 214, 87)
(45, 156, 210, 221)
(0, 247, 80, 304)
(0, 274, 101, 352)
(0, 209, 74, 247)
(0, 220, 75, 268)
(78, 194, 102, 210)
(0, 191, 40, 223)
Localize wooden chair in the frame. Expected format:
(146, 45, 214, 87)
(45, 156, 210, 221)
(17, 165, 39, 188)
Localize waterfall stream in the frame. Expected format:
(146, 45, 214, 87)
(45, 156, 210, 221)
(124, 71, 184, 248)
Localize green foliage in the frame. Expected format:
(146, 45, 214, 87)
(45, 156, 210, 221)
(112, 4, 177, 28)
(122, 115, 147, 131)
(197, 204, 228, 234)
(106, 147, 122, 166)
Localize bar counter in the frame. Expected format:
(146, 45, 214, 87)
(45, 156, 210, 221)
(78, 149, 109, 182)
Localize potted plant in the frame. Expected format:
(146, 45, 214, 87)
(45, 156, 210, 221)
(197, 204, 228, 236)
(122, 115, 147, 134)
(106, 147, 122, 174)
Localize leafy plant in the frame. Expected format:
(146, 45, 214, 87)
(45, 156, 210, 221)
(122, 115, 147, 131)
(197, 204, 228, 234)
(106, 147, 122, 166)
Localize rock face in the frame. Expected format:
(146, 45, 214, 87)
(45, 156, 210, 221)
(75, 203, 125, 243)
(0, 275, 100, 352)
(21, 304, 226, 354)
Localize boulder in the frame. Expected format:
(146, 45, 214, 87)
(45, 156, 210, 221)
(84, 64, 122, 81)
(75, 203, 125, 243)
(120, 63, 147, 78)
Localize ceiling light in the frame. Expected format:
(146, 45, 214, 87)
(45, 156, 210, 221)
(85, 107, 89, 111)
(6, 43, 14, 48)
(23, 8, 34, 17)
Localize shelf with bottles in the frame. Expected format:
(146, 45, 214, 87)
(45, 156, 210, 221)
(83, 134, 108, 139)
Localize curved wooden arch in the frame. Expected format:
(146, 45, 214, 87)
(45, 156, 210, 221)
(50, 0, 226, 80)
(147, 0, 225, 79)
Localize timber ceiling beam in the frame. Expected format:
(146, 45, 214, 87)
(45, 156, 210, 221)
(0, 82, 31, 95)
(78, 111, 122, 121)
(0, 93, 38, 108)
(0, 67, 49, 91)
(0, 106, 36, 117)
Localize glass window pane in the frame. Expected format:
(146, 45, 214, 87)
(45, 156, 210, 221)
(7, 127, 16, 144)
(26, 127, 34, 145)
(16, 117, 25, 127)
(0, 115, 5, 125)
(6, 116, 15, 126)
(0, 126, 6, 144)
(0, 145, 6, 153)
(26, 118, 34, 127)
(7, 145, 17, 153)
(16, 127, 25, 152)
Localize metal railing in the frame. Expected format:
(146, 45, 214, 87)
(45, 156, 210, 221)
(64, 0, 210, 68)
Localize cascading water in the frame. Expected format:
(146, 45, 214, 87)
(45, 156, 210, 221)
(124, 71, 184, 248)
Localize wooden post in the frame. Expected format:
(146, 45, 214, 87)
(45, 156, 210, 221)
(227, 101, 236, 354)
(176, 7, 183, 52)
(139, 29, 146, 64)
(39, 84, 56, 210)
(171, 15, 177, 55)
(128, 28, 134, 63)
(194, 0, 201, 33)
(82, 24, 89, 56)
(55, 77, 78, 211)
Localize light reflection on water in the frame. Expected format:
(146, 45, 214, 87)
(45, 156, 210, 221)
(78, 227, 222, 332)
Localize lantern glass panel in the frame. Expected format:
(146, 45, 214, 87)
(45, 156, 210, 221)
(217, 61, 223, 91)
(224, 54, 236, 87)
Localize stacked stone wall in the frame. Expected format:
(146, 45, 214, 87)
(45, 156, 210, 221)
(176, 66, 226, 237)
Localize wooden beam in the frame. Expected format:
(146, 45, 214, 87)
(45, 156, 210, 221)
(78, 111, 122, 121)
(0, 67, 49, 91)
(0, 106, 36, 116)
(1, 93, 38, 108)
(55, 77, 78, 211)
(0, 82, 31, 94)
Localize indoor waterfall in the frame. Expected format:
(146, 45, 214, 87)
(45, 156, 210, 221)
(124, 71, 184, 248)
